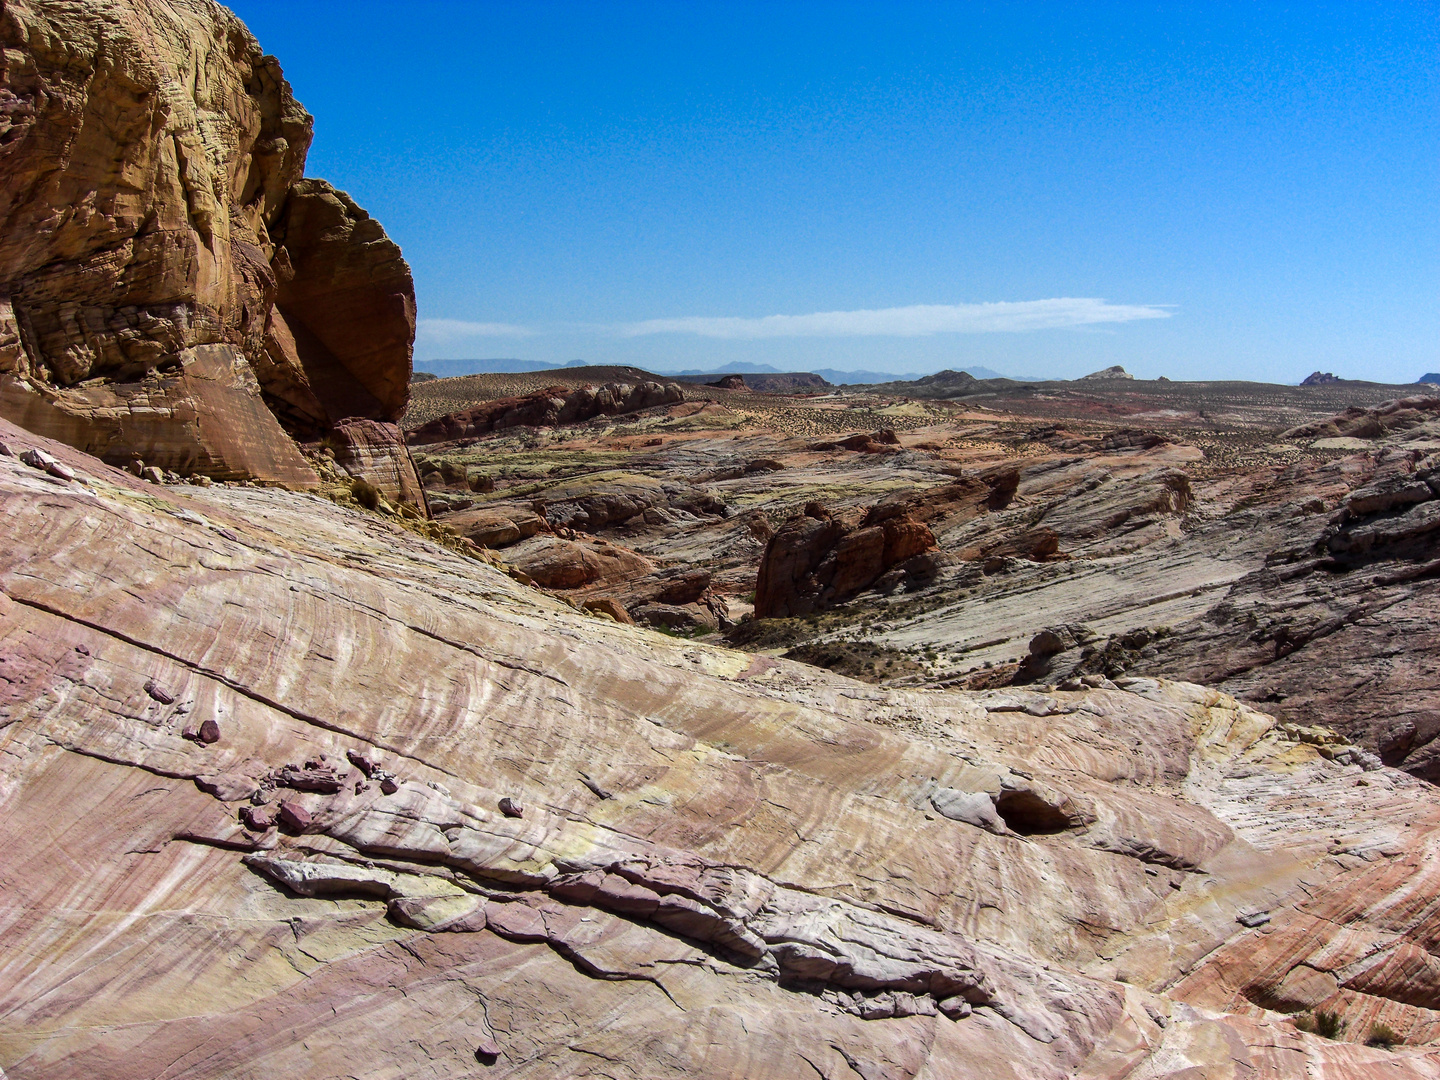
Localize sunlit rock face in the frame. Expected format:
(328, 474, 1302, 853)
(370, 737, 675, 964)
(5, 417, 1440, 1078)
(0, 0, 415, 485)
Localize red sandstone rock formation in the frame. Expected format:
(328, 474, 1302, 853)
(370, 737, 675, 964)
(754, 501, 938, 618)
(406, 381, 686, 445)
(0, 0, 417, 492)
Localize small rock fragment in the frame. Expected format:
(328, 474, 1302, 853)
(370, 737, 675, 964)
(857, 992, 896, 1020)
(0, 441, 12, 456)
(277, 764, 343, 793)
(937, 995, 972, 1020)
(277, 801, 311, 832)
(475, 1037, 500, 1061)
(19, 448, 56, 470)
(346, 748, 377, 777)
(140, 466, 165, 484)
(198, 718, 221, 744)
(240, 805, 277, 831)
(127, 458, 145, 475)
(196, 772, 259, 801)
(19, 447, 77, 482)
(144, 680, 176, 705)
(579, 772, 612, 800)
(1237, 910, 1271, 928)
(499, 796, 524, 818)
(379, 774, 399, 795)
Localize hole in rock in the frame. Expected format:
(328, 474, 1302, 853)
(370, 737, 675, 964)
(993, 789, 1074, 835)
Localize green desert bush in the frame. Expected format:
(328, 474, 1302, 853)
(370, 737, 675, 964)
(1367, 1022, 1400, 1049)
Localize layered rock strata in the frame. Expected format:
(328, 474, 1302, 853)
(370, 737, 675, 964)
(7, 419, 1440, 1076)
(755, 501, 939, 618)
(0, 0, 416, 492)
(405, 381, 687, 446)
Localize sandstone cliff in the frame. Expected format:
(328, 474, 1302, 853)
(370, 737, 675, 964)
(0, 0, 416, 492)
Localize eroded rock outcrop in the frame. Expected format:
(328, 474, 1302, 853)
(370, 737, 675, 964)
(1283, 396, 1440, 442)
(406, 381, 686, 446)
(755, 501, 937, 618)
(0, 0, 416, 490)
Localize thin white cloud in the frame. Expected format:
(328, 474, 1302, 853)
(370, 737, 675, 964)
(417, 317, 534, 342)
(618, 299, 1172, 339)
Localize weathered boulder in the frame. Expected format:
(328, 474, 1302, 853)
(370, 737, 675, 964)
(1077, 365, 1133, 381)
(581, 597, 636, 625)
(630, 601, 720, 633)
(0, 0, 415, 483)
(267, 180, 415, 430)
(438, 506, 548, 549)
(502, 535, 654, 589)
(1343, 467, 1438, 518)
(754, 502, 936, 618)
(530, 473, 726, 533)
(836, 430, 902, 454)
(1100, 428, 1168, 452)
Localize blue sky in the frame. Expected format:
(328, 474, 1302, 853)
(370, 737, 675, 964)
(229, 1, 1439, 382)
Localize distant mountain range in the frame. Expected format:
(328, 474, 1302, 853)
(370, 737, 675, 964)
(415, 358, 1039, 383)
(415, 358, 595, 377)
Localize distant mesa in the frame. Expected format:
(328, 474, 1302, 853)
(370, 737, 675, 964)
(904, 369, 978, 389)
(676, 371, 830, 393)
(1420, 374, 1440, 385)
(1076, 366, 1134, 381)
(1301, 372, 1343, 386)
(406, 381, 685, 445)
